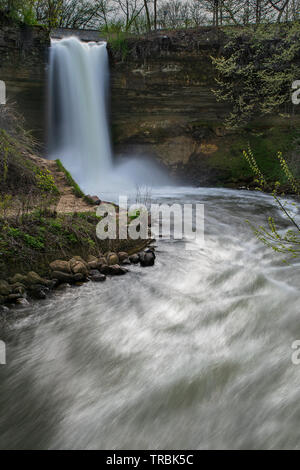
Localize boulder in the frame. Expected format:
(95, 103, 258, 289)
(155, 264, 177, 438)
(29, 285, 49, 300)
(0, 280, 12, 296)
(122, 258, 131, 266)
(16, 298, 30, 307)
(87, 255, 98, 263)
(99, 264, 109, 275)
(71, 256, 88, 266)
(55, 283, 71, 291)
(118, 252, 129, 262)
(11, 283, 26, 295)
(86, 195, 101, 205)
(90, 273, 106, 282)
(89, 269, 100, 276)
(9, 273, 28, 285)
(106, 252, 119, 266)
(73, 273, 86, 282)
(140, 251, 155, 267)
(87, 260, 102, 270)
(0, 305, 9, 313)
(129, 254, 140, 264)
(7, 293, 23, 303)
(70, 258, 89, 277)
(145, 248, 156, 259)
(50, 260, 71, 274)
(107, 265, 128, 276)
(27, 271, 52, 287)
(51, 271, 75, 283)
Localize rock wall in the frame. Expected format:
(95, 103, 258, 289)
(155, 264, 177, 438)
(1, 25, 298, 186)
(109, 28, 300, 186)
(109, 29, 230, 182)
(0, 23, 49, 142)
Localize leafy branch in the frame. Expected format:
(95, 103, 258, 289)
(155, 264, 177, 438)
(243, 146, 300, 260)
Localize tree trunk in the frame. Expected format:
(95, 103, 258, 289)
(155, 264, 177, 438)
(144, 0, 151, 32)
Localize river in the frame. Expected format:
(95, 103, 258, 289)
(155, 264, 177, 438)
(0, 187, 299, 450)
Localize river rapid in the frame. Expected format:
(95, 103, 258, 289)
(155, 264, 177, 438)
(0, 187, 299, 450)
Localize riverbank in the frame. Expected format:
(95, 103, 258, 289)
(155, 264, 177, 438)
(0, 114, 156, 311)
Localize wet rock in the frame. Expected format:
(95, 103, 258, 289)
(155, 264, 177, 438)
(106, 252, 119, 266)
(51, 271, 75, 283)
(7, 293, 23, 303)
(140, 251, 155, 267)
(70, 258, 89, 277)
(29, 285, 49, 300)
(87, 255, 98, 263)
(55, 283, 71, 291)
(118, 252, 129, 262)
(47, 279, 59, 289)
(89, 269, 100, 276)
(11, 284, 26, 295)
(0, 295, 4, 304)
(71, 256, 88, 266)
(0, 305, 9, 313)
(27, 271, 52, 287)
(121, 258, 131, 266)
(73, 273, 86, 282)
(87, 260, 102, 270)
(16, 298, 30, 307)
(107, 264, 128, 276)
(146, 247, 156, 256)
(87, 195, 101, 205)
(0, 280, 12, 296)
(129, 254, 140, 264)
(90, 273, 106, 282)
(50, 260, 71, 274)
(9, 273, 28, 285)
(99, 264, 110, 275)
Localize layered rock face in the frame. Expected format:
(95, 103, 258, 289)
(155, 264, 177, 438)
(109, 28, 300, 186)
(0, 23, 49, 142)
(109, 28, 232, 183)
(1, 25, 298, 186)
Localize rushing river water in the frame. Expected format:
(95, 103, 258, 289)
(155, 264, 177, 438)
(0, 187, 300, 450)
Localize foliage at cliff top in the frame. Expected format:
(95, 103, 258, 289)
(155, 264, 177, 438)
(212, 22, 300, 129)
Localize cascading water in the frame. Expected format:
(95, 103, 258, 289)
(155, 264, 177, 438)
(48, 36, 171, 197)
(48, 37, 112, 194)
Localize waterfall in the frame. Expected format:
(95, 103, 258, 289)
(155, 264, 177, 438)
(48, 37, 112, 194)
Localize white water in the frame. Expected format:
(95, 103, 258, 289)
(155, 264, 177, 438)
(48, 37, 112, 193)
(1, 188, 300, 449)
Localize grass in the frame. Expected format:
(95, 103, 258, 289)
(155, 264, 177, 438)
(55, 159, 95, 204)
(191, 119, 300, 189)
(0, 210, 150, 278)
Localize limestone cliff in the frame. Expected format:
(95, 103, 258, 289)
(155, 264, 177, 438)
(108, 28, 300, 186)
(1, 25, 299, 187)
(0, 23, 49, 142)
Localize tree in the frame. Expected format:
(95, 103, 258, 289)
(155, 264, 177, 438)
(212, 23, 300, 129)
